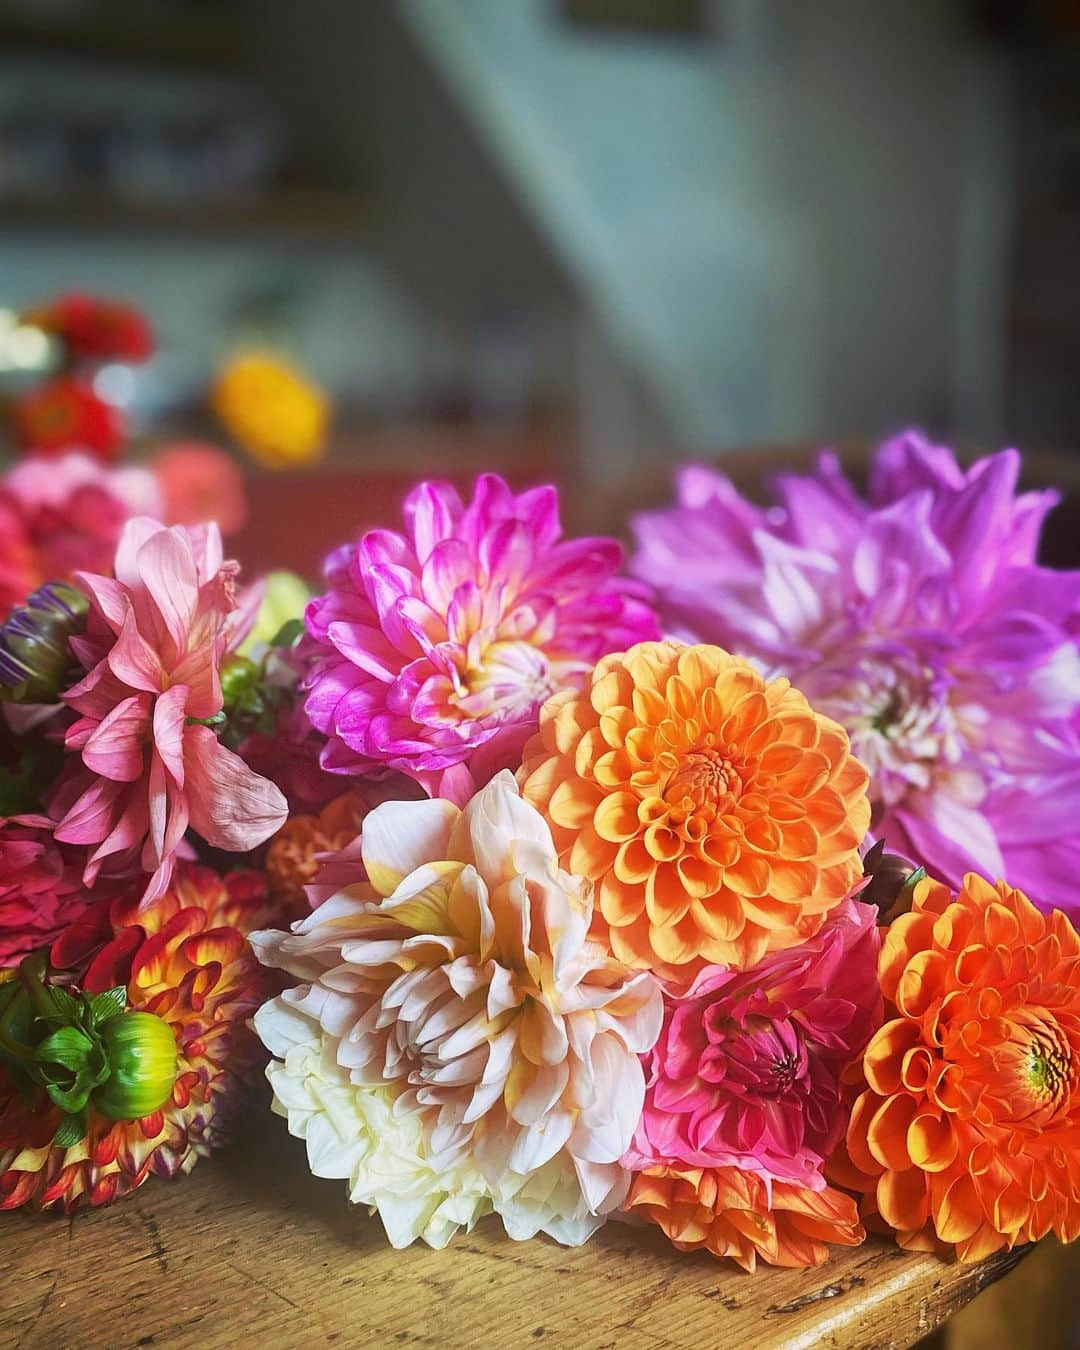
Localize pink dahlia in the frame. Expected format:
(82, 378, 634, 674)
(625, 899, 882, 1190)
(0, 815, 117, 967)
(303, 474, 659, 801)
(632, 433, 1080, 917)
(49, 517, 287, 906)
(0, 453, 161, 616)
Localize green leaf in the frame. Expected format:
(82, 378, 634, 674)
(52, 1111, 88, 1149)
(36, 1025, 94, 1072)
(89, 987, 128, 1026)
(46, 986, 81, 1025)
(270, 618, 304, 649)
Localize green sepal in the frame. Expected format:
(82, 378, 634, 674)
(88, 987, 127, 1025)
(36, 1025, 95, 1072)
(52, 1111, 88, 1150)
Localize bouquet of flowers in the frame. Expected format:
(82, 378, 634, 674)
(1, 335, 1077, 1279)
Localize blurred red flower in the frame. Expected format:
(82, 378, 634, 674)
(24, 294, 154, 364)
(12, 377, 124, 462)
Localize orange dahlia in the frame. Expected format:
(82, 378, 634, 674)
(626, 1165, 864, 1270)
(834, 873, 1080, 1261)
(264, 790, 373, 909)
(520, 641, 870, 975)
(0, 863, 279, 1211)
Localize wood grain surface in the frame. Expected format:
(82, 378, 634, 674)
(0, 1124, 1034, 1350)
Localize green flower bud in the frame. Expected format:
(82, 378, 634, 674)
(0, 582, 87, 704)
(219, 655, 261, 709)
(93, 1012, 177, 1121)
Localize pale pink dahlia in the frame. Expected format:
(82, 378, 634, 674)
(252, 771, 663, 1246)
(50, 518, 287, 906)
(625, 899, 882, 1190)
(303, 474, 659, 801)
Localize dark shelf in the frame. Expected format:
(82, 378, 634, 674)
(0, 11, 249, 71)
(0, 188, 369, 241)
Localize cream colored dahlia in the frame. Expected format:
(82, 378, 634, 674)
(251, 771, 663, 1247)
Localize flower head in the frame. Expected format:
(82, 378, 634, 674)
(626, 1165, 864, 1270)
(0, 815, 110, 967)
(520, 641, 870, 976)
(627, 899, 882, 1188)
(0, 863, 278, 1211)
(211, 350, 328, 469)
(631, 434, 1080, 917)
(303, 474, 659, 802)
(12, 378, 124, 461)
(50, 517, 287, 905)
(0, 453, 159, 619)
(152, 443, 248, 535)
(252, 771, 663, 1247)
(833, 873, 1080, 1261)
(24, 293, 154, 363)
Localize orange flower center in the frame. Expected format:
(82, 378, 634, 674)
(662, 746, 746, 822)
(1006, 1012, 1075, 1119)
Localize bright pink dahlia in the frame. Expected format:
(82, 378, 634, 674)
(625, 899, 882, 1190)
(0, 815, 115, 967)
(303, 474, 659, 800)
(632, 433, 1080, 917)
(49, 518, 287, 906)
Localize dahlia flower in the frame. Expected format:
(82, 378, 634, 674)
(833, 873, 1080, 1261)
(631, 433, 1080, 916)
(626, 899, 882, 1189)
(23, 293, 154, 363)
(152, 443, 248, 535)
(50, 517, 287, 905)
(303, 474, 659, 802)
(520, 641, 870, 976)
(0, 863, 277, 1211)
(252, 771, 663, 1246)
(0, 453, 159, 618)
(626, 1165, 864, 1270)
(12, 377, 124, 461)
(0, 815, 107, 967)
(211, 350, 328, 469)
(264, 784, 419, 910)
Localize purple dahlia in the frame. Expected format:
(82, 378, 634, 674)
(303, 473, 659, 801)
(631, 432, 1080, 917)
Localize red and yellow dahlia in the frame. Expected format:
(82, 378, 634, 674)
(833, 873, 1080, 1261)
(626, 1165, 864, 1270)
(0, 863, 279, 1211)
(520, 641, 870, 975)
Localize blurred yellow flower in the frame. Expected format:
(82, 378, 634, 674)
(211, 350, 329, 469)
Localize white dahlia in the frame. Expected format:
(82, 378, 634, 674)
(251, 771, 663, 1247)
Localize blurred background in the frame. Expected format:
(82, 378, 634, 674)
(1, 1, 1080, 522)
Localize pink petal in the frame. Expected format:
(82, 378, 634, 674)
(184, 725, 288, 851)
(81, 693, 151, 782)
(107, 607, 164, 693)
(153, 684, 189, 786)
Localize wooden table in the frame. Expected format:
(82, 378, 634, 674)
(0, 1126, 1034, 1350)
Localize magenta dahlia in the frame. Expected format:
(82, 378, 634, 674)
(625, 899, 882, 1190)
(632, 433, 1080, 917)
(303, 474, 659, 800)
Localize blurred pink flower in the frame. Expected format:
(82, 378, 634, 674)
(153, 443, 248, 535)
(303, 474, 659, 802)
(50, 518, 287, 906)
(625, 900, 882, 1191)
(0, 453, 161, 618)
